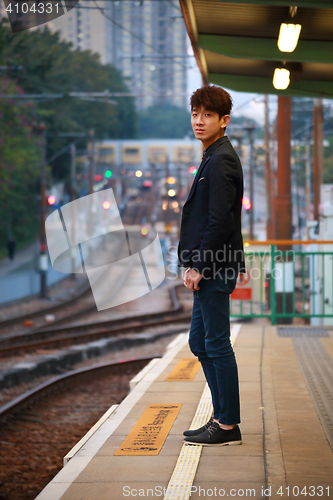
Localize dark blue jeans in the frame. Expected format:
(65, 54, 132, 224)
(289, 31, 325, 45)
(189, 269, 240, 425)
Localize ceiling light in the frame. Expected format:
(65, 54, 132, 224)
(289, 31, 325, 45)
(273, 68, 290, 90)
(277, 6, 301, 53)
(278, 22, 301, 52)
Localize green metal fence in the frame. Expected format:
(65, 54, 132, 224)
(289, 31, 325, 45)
(230, 244, 333, 325)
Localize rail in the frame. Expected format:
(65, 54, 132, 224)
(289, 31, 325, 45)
(0, 356, 159, 423)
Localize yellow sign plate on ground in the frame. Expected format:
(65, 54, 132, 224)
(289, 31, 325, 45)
(115, 404, 181, 456)
(165, 358, 201, 381)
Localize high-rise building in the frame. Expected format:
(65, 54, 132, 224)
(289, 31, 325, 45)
(50, 0, 188, 109)
(0, 1, 188, 110)
(47, 1, 111, 61)
(106, 0, 188, 109)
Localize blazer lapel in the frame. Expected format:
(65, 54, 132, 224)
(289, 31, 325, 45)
(185, 154, 210, 203)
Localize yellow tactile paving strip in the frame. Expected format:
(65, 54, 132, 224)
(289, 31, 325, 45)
(115, 404, 182, 456)
(163, 384, 212, 500)
(165, 358, 201, 381)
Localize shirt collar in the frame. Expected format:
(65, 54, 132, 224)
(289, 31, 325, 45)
(204, 136, 229, 157)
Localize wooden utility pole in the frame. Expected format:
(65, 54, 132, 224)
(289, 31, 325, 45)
(274, 96, 293, 323)
(70, 144, 76, 278)
(247, 125, 255, 240)
(305, 142, 312, 239)
(70, 143, 76, 202)
(39, 123, 48, 298)
(87, 129, 96, 241)
(88, 129, 95, 195)
(313, 98, 324, 222)
(275, 96, 292, 249)
(264, 95, 274, 239)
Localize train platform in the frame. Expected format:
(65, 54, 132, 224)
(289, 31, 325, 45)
(36, 323, 333, 500)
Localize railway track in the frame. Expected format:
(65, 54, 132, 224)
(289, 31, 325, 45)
(0, 356, 160, 500)
(0, 356, 157, 423)
(0, 285, 190, 356)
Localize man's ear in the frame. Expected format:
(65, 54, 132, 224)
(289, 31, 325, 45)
(221, 115, 231, 129)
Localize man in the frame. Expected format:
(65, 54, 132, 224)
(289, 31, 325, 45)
(178, 85, 245, 446)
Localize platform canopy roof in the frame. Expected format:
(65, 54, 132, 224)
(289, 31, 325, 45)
(179, 0, 333, 98)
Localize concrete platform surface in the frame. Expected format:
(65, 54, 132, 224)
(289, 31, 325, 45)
(36, 324, 333, 500)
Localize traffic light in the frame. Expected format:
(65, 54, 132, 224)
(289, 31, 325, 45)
(47, 195, 56, 206)
(242, 197, 251, 210)
(142, 180, 152, 189)
(105, 170, 112, 178)
(140, 225, 149, 236)
(189, 166, 197, 175)
(95, 174, 102, 182)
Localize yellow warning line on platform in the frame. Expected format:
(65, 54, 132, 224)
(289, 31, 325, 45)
(115, 404, 181, 456)
(163, 324, 242, 500)
(163, 385, 211, 500)
(165, 358, 201, 381)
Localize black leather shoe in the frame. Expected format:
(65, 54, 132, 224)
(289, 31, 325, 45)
(184, 422, 242, 446)
(183, 417, 214, 437)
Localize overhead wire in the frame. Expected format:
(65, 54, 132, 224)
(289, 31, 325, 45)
(92, 0, 189, 71)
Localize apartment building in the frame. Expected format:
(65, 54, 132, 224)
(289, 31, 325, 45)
(0, 0, 188, 110)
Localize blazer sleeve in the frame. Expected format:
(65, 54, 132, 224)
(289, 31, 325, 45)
(191, 153, 238, 274)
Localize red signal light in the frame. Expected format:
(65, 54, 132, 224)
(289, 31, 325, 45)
(143, 180, 152, 187)
(242, 197, 251, 210)
(189, 166, 197, 175)
(47, 195, 56, 205)
(95, 174, 102, 182)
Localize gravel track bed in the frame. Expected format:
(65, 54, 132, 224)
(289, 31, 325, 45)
(0, 330, 185, 408)
(0, 371, 135, 500)
(0, 333, 182, 500)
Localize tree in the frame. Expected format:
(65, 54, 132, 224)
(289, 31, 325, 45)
(0, 19, 138, 255)
(0, 77, 39, 254)
(138, 103, 192, 139)
(0, 20, 137, 181)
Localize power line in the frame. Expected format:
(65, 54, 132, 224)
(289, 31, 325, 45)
(93, 0, 188, 71)
(0, 91, 192, 102)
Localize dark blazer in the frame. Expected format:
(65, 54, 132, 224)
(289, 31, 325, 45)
(178, 136, 245, 276)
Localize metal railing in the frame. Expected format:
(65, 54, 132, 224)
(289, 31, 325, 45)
(230, 240, 333, 325)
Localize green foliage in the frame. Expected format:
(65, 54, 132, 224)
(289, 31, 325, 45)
(0, 77, 39, 249)
(0, 19, 137, 254)
(138, 103, 192, 139)
(0, 19, 137, 182)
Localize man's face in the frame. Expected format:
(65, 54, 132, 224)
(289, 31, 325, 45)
(191, 106, 230, 149)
